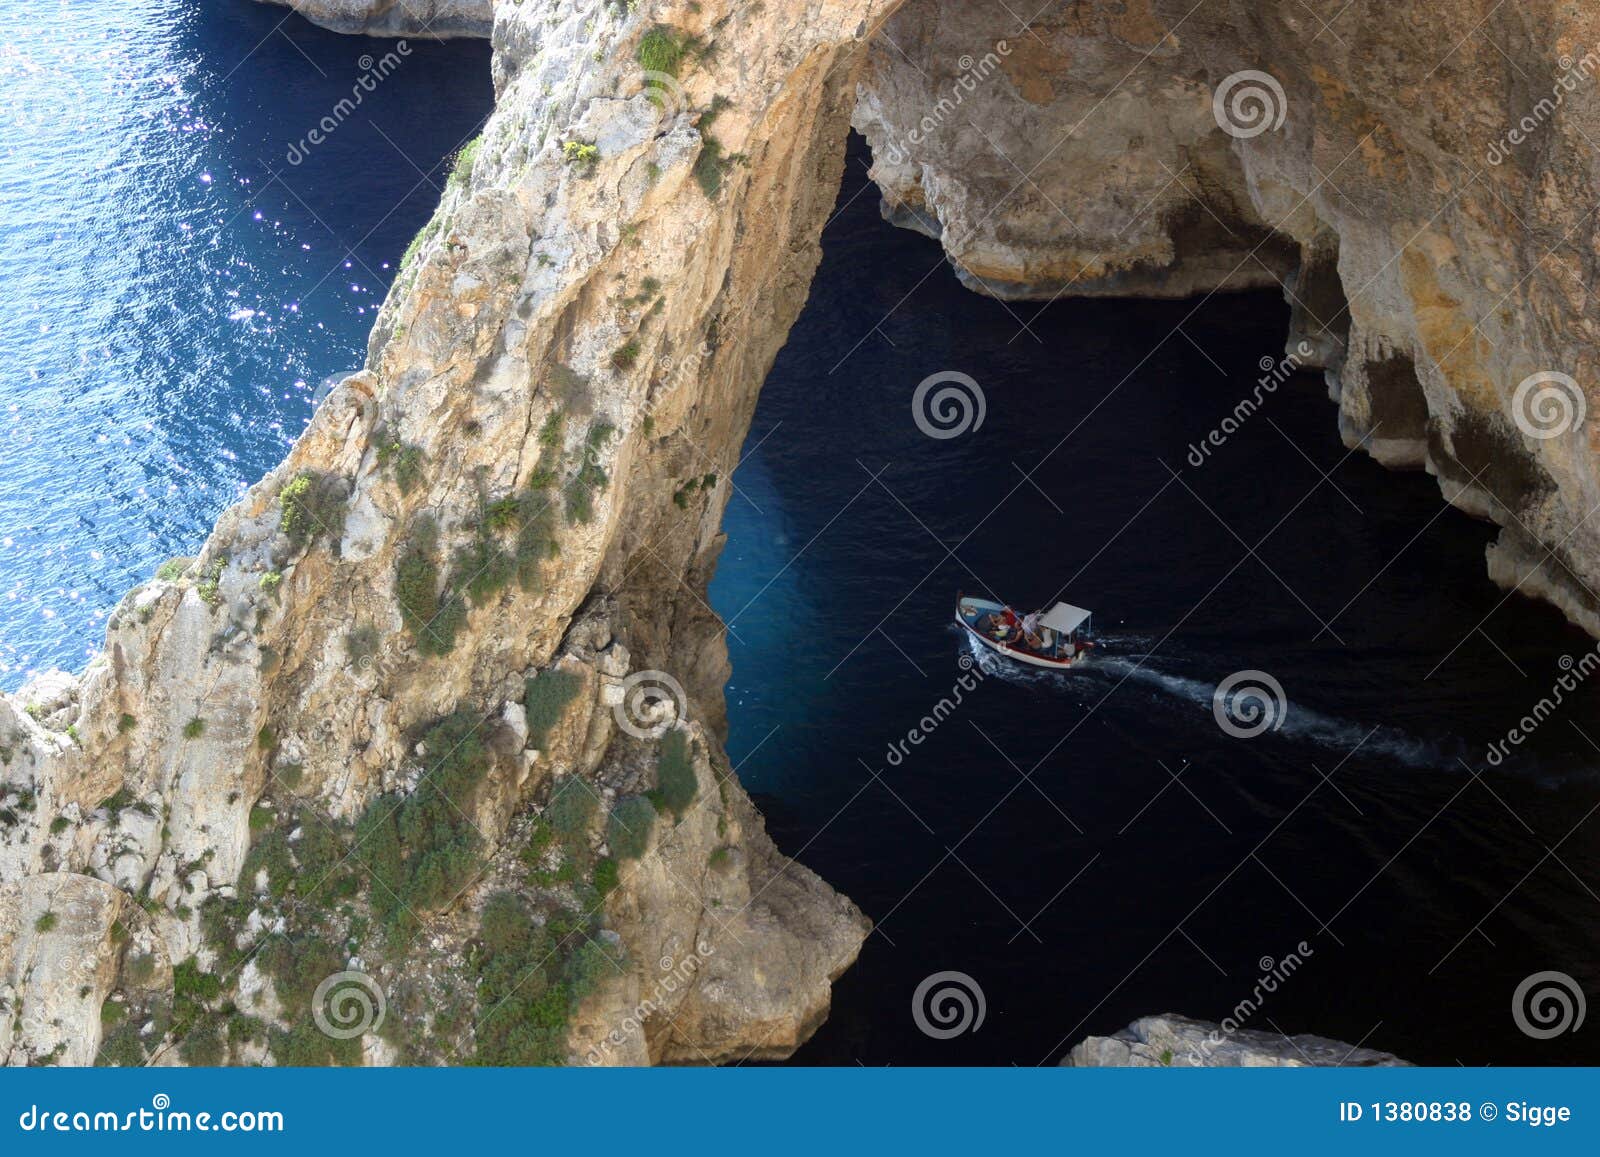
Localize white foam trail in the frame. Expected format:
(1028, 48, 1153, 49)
(957, 630, 1446, 768)
(1089, 655, 1443, 767)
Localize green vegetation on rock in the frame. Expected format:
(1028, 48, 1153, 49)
(524, 669, 583, 749)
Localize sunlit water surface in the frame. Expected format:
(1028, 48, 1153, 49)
(0, 0, 490, 684)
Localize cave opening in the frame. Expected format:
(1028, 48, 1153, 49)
(708, 134, 1600, 1065)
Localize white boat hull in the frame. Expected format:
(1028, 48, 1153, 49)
(955, 597, 1092, 670)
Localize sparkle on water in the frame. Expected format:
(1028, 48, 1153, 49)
(0, 0, 490, 688)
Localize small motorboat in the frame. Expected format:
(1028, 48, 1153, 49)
(956, 595, 1095, 669)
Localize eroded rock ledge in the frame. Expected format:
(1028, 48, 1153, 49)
(254, 0, 495, 38)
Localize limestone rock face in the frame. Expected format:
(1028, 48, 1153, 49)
(1, 0, 883, 1066)
(857, 0, 1600, 637)
(0, 875, 171, 1067)
(254, 0, 495, 39)
(1065, 1014, 1411, 1067)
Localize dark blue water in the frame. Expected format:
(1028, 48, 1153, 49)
(712, 139, 1600, 1066)
(0, 0, 491, 687)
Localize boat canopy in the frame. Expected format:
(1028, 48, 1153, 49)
(1038, 602, 1092, 634)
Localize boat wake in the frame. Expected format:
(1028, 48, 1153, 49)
(959, 630, 1452, 769)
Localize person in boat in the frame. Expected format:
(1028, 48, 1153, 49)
(1020, 610, 1044, 650)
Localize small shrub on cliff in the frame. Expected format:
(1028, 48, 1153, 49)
(562, 140, 599, 166)
(545, 775, 597, 837)
(484, 496, 521, 532)
(97, 1021, 146, 1067)
(606, 796, 657, 861)
(34, 911, 57, 933)
(637, 26, 686, 76)
(610, 341, 640, 372)
(451, 532, 515, 608)
(345, 624, 381, 665)
(179, 1019, 225, 1066)
(396, 516, 465, 656)
(593, 856, 619, 897)
(449, 136, 482, 188)
(355, 712, 493, 933)
(654, 729, 697, 818)
(693, 138, 729, 198)
(377, 439, 425, 495)
(240, 828, 293, 899)
(470, 890, 621, 1066)
(279, 470, 347, 552)
(514, 488, 560, 589)
(524, 669, 583, 749)
(183, 717, 205, 740)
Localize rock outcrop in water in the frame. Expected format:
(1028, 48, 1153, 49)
(255, 0, 494, 38)
(1066, 1014, 1411, 1067)
(5, 0, 1600, 1065)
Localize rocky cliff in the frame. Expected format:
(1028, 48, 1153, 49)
(5, 0, 1600, 1066)
(255, 0, 494, 38)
